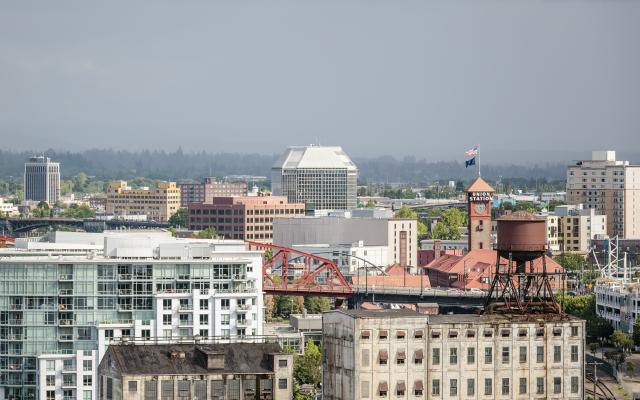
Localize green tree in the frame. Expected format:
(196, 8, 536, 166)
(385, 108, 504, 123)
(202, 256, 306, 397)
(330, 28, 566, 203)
(193, 227, 217, 239)
(612, 330, 633, 354)
(626, 361, 636, 374)
(430, 208, 465, 240)
(395, 206, 428, 240)
(554, 253, 587, 271)
(559, 294, 614, 341)
(59, 204, 96, 218)
(72, 172, 88, 192)
(293, 340, 322, 389)
(304, 297, 331, 314)
(362, 199, 376, 208)
(633, 318, 640, 347)
(169, 208, 188, 228)
(32, 201, 50, 217)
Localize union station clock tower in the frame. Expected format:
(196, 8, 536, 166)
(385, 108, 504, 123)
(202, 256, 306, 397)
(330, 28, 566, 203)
(466, 177, 495, 251)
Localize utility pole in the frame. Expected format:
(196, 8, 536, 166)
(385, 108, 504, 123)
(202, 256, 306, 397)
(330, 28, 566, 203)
(587, 361, 602, 399)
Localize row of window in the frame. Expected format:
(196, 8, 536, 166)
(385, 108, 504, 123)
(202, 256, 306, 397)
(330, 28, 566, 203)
(361, 325, 579, 340)
(364, 376, 578, 398)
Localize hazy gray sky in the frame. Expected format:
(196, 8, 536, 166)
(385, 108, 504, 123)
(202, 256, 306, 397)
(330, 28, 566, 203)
(1, 1, 639, 162)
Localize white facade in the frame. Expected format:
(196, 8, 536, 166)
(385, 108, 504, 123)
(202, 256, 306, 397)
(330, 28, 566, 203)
(292, 241, 388, 276)
(0, 198, 19, 216)
(24, 156, 61, 204)
(554, 204, 607, 253)
(567, 150, 640, 238)
(323, 310, 585, 400)
(420, 239, 468, 252)
(272, 145, 358, 211)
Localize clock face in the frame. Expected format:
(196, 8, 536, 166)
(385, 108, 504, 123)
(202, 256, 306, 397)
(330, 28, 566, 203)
(475, 203, 486, 214)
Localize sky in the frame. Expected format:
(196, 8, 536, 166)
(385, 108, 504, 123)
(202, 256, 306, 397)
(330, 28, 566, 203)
(1, 1, 639, 163)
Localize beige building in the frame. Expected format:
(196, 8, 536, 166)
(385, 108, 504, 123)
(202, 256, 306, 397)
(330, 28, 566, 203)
(555, 204, 607, 253)
(106, 181, 181, 222)
(323, 310, 584, 400)
(567, 150, 640, 238)
(541, 214, 560, 253)
(98, 342, 293, 400)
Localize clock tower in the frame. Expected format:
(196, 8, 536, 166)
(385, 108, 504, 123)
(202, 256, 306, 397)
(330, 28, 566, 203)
(466, 177, 495, 251)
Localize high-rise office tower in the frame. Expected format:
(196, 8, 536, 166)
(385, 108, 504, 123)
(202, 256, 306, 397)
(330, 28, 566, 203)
(271, 145, 358, 211)
(24, 156, 61, 204)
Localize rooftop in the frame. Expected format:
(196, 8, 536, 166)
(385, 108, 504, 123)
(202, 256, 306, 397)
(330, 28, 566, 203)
(273, 145, 357, 171)
(103, 343, 285, 375)
(329, 309, 580, 323)
(465, 177, 495, 193)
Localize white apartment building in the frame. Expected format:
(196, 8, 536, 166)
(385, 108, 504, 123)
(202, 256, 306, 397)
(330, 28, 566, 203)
(554, 204, 607, 253)
(0, 197, 19, 216)
(0, 231, 262, 400)
(567, 150, 640, 239)
(272, 145, 358, 211)
(292, 241, 388, 276)
(274, 216, 418, 272)
(24, 156, 61, 204)
(323, 310, 585, 400)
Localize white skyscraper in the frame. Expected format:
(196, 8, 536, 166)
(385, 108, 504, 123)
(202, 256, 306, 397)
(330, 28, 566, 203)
(24, 156, 61, 204)
(271, 145, 358, 211)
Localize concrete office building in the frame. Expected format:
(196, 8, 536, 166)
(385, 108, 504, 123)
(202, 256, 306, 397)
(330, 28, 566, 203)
(98, 342, 293, 400)
(274, 216, 418, 271)
(105, 181, 181, 222)
(178, 178, 248, 208)
(292, 242, 388, 276)
(188, 196, 305, 243)
(24, 156, 61, 204)
(0, 231, 263, 400)
(323, 309, 585, 400)
(567, 150, 640, 238)
(272, 145, 358, 211)
(555, 204, 607, 253)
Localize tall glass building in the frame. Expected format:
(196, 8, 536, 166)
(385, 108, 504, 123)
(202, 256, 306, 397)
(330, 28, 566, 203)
(23, 156, 61, 205)
(271, 146, 358, 211)
(0, 231, 263, 400)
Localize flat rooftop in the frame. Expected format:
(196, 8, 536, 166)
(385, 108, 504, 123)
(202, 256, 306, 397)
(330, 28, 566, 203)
(330, 309, 580, 323)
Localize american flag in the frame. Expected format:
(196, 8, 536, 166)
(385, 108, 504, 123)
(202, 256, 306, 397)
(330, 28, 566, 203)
(465, 146, 478, 156)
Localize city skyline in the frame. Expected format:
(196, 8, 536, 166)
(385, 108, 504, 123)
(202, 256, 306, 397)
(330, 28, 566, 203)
(1, 1, 639, 161)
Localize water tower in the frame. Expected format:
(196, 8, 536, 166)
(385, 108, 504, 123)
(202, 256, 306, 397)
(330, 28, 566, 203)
(484, 211, 564, 315)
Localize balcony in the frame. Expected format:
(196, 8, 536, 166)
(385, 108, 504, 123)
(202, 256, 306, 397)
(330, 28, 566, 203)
(178, 319, 194, 327)
(7, 319, 23, 326)
(236, 319, 252, 327)
(7, 363, 22, 371)
(178, 305, 193, 311)
(118, 273, 132, 280)
(237, 303, 252, 311)
(117, 304, 133, 311)
(58, 274, 73, 281)
(59, 319, 75, 326)
(59, 289, 73, 296)
(59, 334, 74, 341)
(9, 304, 22, 310)
(63, 363, 76, 372)
(118, 289, 132, 295)
(7, 334, 23, 340)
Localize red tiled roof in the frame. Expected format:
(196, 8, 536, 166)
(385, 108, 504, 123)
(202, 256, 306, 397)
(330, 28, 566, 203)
(465, 177, 495, 193)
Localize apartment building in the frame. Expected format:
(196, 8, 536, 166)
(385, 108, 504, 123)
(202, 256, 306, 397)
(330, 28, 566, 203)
(98, 342, 293, 400)
(0, 231, 263, 400)
(24, 156, 61, 204)
(566, 150, 640, 238)
(105, 181, 181, 222)
(323, 309, 585, 400)
(187, 195, 305, 243)
(178, 178, 248, 207)
(555, 204, 607, 253)
(272, 145, 358, 211)
(274, 216, 418, 271)
(292, 241, 388, 276)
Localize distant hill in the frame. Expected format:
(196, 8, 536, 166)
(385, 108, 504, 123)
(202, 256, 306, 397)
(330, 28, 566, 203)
(0, 149, 567, 183)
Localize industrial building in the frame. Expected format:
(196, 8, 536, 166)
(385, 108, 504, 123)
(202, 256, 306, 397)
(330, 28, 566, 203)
(566, 150, 640, 239)
(105, 181, 181, 222)
(98, 342, 293, 400)
(271, 145, 358, 211)
(24, 156, 61, 204)
(0, 231, 263, 400)
(178, 178, 248, 208)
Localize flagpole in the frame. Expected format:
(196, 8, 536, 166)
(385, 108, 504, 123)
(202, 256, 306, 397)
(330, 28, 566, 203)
(477, 145, 481, 177)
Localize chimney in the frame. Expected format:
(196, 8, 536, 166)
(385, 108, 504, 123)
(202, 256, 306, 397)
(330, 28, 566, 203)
(196, 347, 225, 370)
(434, 240, 442, 259)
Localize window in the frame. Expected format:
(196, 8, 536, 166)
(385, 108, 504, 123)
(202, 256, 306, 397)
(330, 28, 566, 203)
(361, 330, 370, 340)
(519, 346, 527, 363)
(178, 380, 190, 398)
(83, 360, 92, 371)
(163, 299, 171, 310)
(501, 378, 509, 395)
(83, 390, 92, 400)
(484, 378, 492, 396)
(279, 379, 288, 389)
(129, 381, 138, 392)
(361, 381, 370, 398)
(142, 329, 151, 339)
(46, 375, 55, 386)
(501, 346, 509, 364)
(432, 348, 440, 365)
(431, 331, 441, 339)
(467, 379, 475, 396)
(414, 329, 423, 339)
(397, 350, 406, 365)
(519, 378, 527, 394)
(361, 349, 370, 367)
(396, 330, 405, 339)
(432, 379, 440, 396)
(467, 347, 475, 364)
(536, 377, 544, 394)
(536, 346, 544, 363)
(379, 350, 388, 365)
(378, 382, 388, 397)
(46, 391, 55, 400)
(199, 329, 208, 337)
(221, 314, 230, 326)
(449, 348, 457, 365)
(571, 345, 579, 362)
(396, 381, 406, 396)
(83, 375, 92, 386)
(501, 329, 510, 337)
(221, 299, 230, 310)
(449, 379, 457, 396)
(448, 330, 458, 338)
(200, 299, 208, 310)
(571, 326, 579, 337)
(414, 349, 423, 365)
(571, 376, 579, 393)
(414, 380, 424, 396)
(484, 347, 492, 364)
(553, 377, 561, 394)
(379, 330, 388, 340)
(163, 314, 172, 325)
(46, 360, 55, 371)
(199, 314, 208, 325)
(554, 345, 561, 363)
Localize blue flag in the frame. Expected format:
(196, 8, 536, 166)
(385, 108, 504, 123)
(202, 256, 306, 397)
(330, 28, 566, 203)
(465, 157, 476, 168)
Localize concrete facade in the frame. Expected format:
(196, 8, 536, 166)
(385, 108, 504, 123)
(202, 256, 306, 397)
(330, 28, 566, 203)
(105, 181, 181, 222)
(323, 310, 584, 400)
(292, 242, 388, 276)
(566, 150, 640, 239)
(178, 178, 248, 207)
(554, 204, 607, 253)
